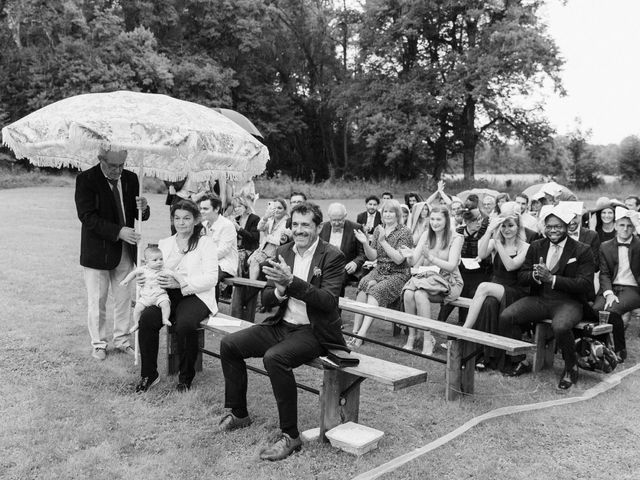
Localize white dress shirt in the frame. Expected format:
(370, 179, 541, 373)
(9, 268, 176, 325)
(329, 228, 344, 248)
(203, 215, 238, 276)
(612, 241, 637, 288)
(275, 238, 320, 325)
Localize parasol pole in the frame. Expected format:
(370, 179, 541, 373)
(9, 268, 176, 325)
(134, 161, 145, 366)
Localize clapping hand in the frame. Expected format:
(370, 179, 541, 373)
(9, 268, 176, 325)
(399, 246, 414, 258)
(533, 257, 552, 283)
(263, 255, 293, 293)
(354, 229, 368, 244)
(375, 225, 387, 243)
(487, 216, 504, 233)
(437, 180, 445, 192)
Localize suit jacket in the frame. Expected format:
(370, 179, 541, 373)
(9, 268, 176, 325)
(75, 165, 150, 269)
(518, 236, 595, 304)
(236, 213, 260, 251)
(356, 210, 382, 231)
(598, 236, 640, 294)
(319, 220, 366, 270)
(261, 239, 348, 352)
(578, 228, 601, 272)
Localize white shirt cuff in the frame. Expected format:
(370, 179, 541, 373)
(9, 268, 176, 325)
(603, 290, 613, 298)
(551, 275, 556, 289)
(274, 288, 288, 301)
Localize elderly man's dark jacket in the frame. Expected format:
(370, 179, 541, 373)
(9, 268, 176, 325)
(75, 164, 150, 270)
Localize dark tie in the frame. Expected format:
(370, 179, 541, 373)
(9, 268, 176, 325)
(619, 243, 630, 248)
(109, 179, 126, 226)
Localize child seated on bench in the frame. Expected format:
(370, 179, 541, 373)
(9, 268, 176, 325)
(120, 246, 172, 333)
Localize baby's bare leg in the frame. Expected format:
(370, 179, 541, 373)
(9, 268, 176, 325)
(129, 303, 146, 333)
(159, 300, 172, 327)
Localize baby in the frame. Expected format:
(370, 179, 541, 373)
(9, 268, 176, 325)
(120, 246, 172, 333)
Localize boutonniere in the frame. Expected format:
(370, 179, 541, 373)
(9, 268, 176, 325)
(313, 266, 322, 277)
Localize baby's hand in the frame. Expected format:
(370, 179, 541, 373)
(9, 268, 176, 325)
(162, 319, 173, 327)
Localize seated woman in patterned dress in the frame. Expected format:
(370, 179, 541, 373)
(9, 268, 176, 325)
(400, 205, 463, 355)
(349, 199, 414, 348)
(462, 202, 530, 370)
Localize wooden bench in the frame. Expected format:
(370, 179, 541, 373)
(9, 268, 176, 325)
(448, 297, 616, 371)
(532, 320, 613, 371)
(199, 312, 427, 441)
(338, 297, 536, 400)
(221, 278, 536, 400)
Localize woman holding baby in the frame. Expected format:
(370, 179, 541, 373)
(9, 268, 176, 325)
(136, 199, 218, 393)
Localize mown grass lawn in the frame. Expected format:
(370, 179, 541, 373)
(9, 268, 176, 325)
(1, 186, 639, 480)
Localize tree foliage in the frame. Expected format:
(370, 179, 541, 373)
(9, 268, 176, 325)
(618, 135, 640, 180)
(0, 0, 565, 182)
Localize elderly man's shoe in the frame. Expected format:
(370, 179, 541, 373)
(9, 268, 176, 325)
(558, 366, 579, 390)
(217, 413, 252, 432)
(92, 348, 107, 361)
(259, 433, 302, 461)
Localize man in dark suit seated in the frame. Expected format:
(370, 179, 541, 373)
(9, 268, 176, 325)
(217, 202, 347, 461)
(591, 207, 640, 361)
(320, 203, 366, 294)
(356, 195, 382, 234)
(562, 202, 601, 272)
(499, 206, 595, 390)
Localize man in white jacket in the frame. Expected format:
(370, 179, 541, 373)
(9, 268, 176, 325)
(199, 193, 238, 298)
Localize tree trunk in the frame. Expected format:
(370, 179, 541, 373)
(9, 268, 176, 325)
(461, 95, 477, 181)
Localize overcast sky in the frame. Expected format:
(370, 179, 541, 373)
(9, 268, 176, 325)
(541, 0, 640, 145)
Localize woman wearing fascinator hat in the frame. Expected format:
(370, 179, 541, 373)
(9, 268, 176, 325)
(461, 202, 530, 370)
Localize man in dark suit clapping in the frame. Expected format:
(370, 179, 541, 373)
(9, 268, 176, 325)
(217, 202, 347, 461)
(320, 203, 366, 294)
(499, 206, 595, 390)
(591, 207, 640, 361)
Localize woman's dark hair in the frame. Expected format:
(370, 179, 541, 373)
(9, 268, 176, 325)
(404, 192, 423, 205)
(170, 199, 203, 252)
(273, 198, 288, 213)
(460, 199, 482, 222)
(426, 205, 452, 250)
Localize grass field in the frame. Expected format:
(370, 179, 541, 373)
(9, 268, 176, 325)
(1, 186, 640, 480)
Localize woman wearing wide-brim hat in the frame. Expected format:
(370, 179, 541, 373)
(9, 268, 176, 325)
(588, 197, 626, 243)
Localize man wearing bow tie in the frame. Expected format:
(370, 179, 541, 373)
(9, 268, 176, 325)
(499, 207, 595, 390)
(591, 209, 640, 361)
(217, 202, 347, 461)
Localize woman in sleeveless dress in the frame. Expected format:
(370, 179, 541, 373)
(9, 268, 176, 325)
(462, 202, 530, 369)
(400, 205, 463, 355)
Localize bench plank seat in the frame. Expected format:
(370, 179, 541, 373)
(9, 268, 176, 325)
(202, 313, 428, 391)
(339, 297, 535, 355)
(199, 312, 427, 440)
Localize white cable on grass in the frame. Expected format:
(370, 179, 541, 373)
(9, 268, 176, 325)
(351, 364, 640, 480)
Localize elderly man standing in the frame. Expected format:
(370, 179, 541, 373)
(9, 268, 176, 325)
(499, 206, 595, 390)
(217, 202, 346, 461)
(591, 207, 640, 362)
(320, 203, 366, 293)
(199, 193, 237, 298)
(75, 147, 150, 360)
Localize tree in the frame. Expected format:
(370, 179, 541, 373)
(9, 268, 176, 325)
(351, 0, 563, 180)
(618, 135, 640, 180)
(564, 127, 603, 189)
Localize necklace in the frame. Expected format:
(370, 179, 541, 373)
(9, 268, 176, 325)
(176, 236, 189, 254)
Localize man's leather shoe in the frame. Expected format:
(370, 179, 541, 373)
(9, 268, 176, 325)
(259, 433, 302, 461)
(504, 361, 532, 377)
(136, 373, 160, 393)
(217, 413, 252, 432)
(616, 349, 627, 363)
(558, 366, 579, 390)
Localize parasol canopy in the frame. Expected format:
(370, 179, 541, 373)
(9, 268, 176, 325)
(1, 90, 269, 183)
(213, 108, 263, 138)
(522, 182, 576, 202)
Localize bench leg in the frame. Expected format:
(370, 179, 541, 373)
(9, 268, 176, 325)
(319, 369, 361, 442)
(230, 285, 259, 323)
(445, 339, 476, 401)
(533, 322, 555, 372)
(167, 327, 204, 375)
